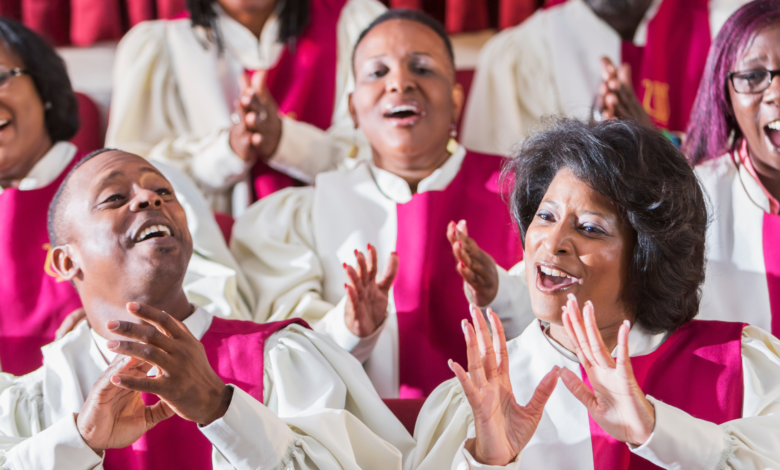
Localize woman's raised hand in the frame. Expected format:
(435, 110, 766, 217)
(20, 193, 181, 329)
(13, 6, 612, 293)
(593, 57, 654, 129)
(229, 70, 282, 163)
(447, 220, 500, 307)
(343, 244, 398, 337)
(558, 294, 655, 446)
(450, 306, 559, 466)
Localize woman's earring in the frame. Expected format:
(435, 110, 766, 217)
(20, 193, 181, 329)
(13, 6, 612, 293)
(348, 127, 359, 159)
(447, 123, 459, 154)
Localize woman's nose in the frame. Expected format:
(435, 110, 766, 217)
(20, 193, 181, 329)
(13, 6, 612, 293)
(764, 74, 780, 104)
(541, 224, 572, 255)
(130, 189, 163, 211)
(385, 68, 415, 93)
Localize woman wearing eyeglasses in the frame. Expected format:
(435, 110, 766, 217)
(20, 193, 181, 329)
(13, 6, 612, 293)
(685, 0, 780, 337)
(0, 18, 86, 376)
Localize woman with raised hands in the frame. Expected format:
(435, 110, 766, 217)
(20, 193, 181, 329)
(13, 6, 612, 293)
(408, 119, 780, 469)
(107, 0, 386, 215)
(230, 9, 527, 399)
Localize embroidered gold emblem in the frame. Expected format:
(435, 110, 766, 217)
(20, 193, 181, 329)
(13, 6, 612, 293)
(42, 243, 66, 282)
(641, 79, 670, 127)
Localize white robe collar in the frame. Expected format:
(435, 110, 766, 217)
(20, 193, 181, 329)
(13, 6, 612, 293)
(367, 145, 467, 204)
(214, 3, 284, 71)
(0, 141, 76, 194)
(734, 152, 773, 213)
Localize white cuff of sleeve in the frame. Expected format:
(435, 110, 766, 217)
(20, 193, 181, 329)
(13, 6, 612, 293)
(191, 131, 253, 190)
(200, 385, 296, 469)
(269, 117, 334, 184)
(457, 439, 521, 470)
(629, 396, 729, 470)
(4, 414, 103, 470)
(313, 296, 386, 363)
(486, 266, 515, 311)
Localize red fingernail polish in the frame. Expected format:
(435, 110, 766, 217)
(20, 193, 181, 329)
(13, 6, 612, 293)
(344, 283, 348, 289)
(367, 243, 371, 250)
(343, 262, 347, 268)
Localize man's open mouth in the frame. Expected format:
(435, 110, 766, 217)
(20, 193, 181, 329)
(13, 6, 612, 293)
(134, 224, 172, 242)
(536, 265, 579, 293)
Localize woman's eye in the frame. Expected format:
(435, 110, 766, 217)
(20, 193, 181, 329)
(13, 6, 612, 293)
(413, 66, 431, 75)
(368, 68, 387, 79)
(156, 188, 171, 196)
(536, 211, 554, 221)
(581, 224, 605, 235)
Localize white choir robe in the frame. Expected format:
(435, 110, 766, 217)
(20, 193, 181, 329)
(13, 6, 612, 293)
(0, 141, 251, 322)
(106, 0, 384, 214)
(0, 307, 415, 470)
(405, 319, 780, 470)
(487, 150, 780, 338)
(230, 147, 535, 398)
(460, 0, 748, 156)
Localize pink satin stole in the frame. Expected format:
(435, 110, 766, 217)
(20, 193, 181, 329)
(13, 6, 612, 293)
(394, 151, 524, 398)
(103, 317, 309, 470)
(583, 320, 745, 469)
(764, 214, 780, 337)
(248, 0, 348, 201)
(0, 153, 82, 376)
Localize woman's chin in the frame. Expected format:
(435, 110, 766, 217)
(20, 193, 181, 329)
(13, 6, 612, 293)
(530, 297, 566, 326)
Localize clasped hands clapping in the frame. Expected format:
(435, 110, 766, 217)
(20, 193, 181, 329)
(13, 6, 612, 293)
(229, 70, 283, 163)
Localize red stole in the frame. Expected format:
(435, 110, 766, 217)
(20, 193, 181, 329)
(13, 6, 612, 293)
(249, 0, 348, 201)
(583, 320, 745, 469)
(0, 153, 82, 376)
(394, 151, 523, 398)
(620, 0, 711, 132)
(763, 214, 780, 337)
(104, 317, 309, 470)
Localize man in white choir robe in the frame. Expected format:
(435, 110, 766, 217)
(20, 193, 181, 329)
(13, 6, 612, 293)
(107, 0, 386, 213)
(412, 119, 780, 470)
(0, 148, 413, 470)
(460, 0, 750, 156)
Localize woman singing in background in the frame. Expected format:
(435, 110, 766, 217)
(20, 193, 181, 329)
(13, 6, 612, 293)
(107, 0, 385, 215)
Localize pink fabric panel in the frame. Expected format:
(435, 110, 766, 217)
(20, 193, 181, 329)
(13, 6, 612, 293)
(445, 0, 488, 34)
(0, 0, 22, 21)
(70, 92, 104, 154)
(104, 317, 309, 469)
(22, 0, 69, 45)
(156, 0, 186, 20)
(763, 213, 780, 337)
(125, 0, 155, 28)
(0, 152, 82, 375)
(251, 0, 347, 201)
(394, 151, 523, 398)
(69, 0, 123, 46)
(584, 320, 744, 469)
(498, 0, 538, 30)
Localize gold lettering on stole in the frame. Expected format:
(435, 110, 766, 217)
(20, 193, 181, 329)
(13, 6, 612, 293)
(641, 79, 670, 127)
(42, 243, 66, 282)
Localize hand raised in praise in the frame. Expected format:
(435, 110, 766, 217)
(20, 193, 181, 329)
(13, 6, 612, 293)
(106, 302, 232, 426)
(229, 70, 283, 163)
(343, 244, 398, 337)
(77, 355, 174, 454)
(558, 294, 655, 446)
(593, 57, 654, 128)
(447, 220, 499, 307)
(449, 306, 559, 466)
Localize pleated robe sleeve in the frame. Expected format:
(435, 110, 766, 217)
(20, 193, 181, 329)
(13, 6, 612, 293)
(200, 323, 415, 469)
(0, 370, 102, 470)
(459, 15, 560, 156)
(406, 326, 780, 470)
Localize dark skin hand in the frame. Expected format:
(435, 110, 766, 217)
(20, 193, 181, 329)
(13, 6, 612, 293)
(229, 70, 283, 163)
(594, 58, 654, 128)
(77, 354, 174, 454)
(342, 244, 398, 337)
(447, 220, 499, 307)
(107, 302, 232, 426)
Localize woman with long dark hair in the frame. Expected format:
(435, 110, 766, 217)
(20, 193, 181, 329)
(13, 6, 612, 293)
(107, 0, 385, 215)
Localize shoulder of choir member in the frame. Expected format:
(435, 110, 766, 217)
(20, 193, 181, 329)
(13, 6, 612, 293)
(232, 186, 316, 247)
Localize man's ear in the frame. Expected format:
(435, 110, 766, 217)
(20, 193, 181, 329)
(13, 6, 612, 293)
(51, 244, 81, 283)
(452, 83, 465, 125)
(348, 92, 359, 129)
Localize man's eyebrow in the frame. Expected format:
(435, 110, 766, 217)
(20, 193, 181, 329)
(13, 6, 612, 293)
(101, 166, 162, 183)
(139, 166, 163, 176)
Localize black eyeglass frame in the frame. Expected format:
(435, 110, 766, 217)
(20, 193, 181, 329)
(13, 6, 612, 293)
(728, 68, 780, 94)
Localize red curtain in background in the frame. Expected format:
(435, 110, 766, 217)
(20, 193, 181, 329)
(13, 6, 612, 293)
(0, 0, 544, 46)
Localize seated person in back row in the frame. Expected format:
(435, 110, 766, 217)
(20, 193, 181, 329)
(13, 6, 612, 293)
(0, 148, 413, 469)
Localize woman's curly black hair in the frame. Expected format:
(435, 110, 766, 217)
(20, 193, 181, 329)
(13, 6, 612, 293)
(505, 118, 708, 334)
(0, 18, 79, 142)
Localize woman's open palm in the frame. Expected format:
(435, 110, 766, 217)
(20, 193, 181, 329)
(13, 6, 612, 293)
(450, 306, 559, 466)
(558, 295, 655, 446)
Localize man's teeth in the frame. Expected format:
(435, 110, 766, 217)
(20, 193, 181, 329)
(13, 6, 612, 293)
(136, 224, 171, 242)
(768, 120, 780, 131)
(539, 265, 575, 279)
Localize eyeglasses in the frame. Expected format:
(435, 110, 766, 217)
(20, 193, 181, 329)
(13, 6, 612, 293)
(728, 69, 780, 94)
(0, 67, 28, 91)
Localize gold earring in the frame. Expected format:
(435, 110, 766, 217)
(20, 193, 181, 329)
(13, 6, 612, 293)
(348, 128, 359, 159)
(446, 124, 459, 154)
